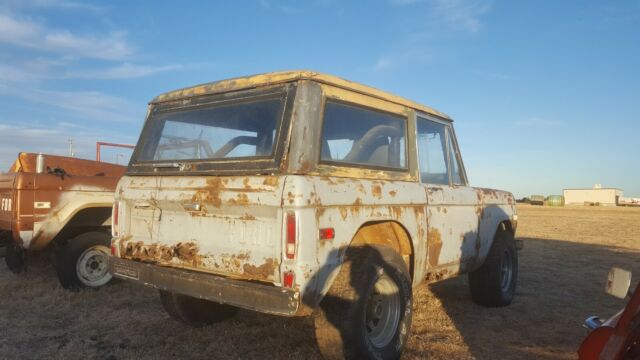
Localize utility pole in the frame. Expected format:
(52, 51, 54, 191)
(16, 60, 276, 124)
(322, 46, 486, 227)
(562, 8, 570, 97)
(68, 138, 75, 157)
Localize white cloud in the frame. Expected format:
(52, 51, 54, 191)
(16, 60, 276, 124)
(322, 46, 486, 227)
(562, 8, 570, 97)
(2, 0, 104, 11)
(392, 0, 491, 33)
(0, 13, 133, 60)
(65, 62, 184, 79)
(428, 0, 491, 33)
(372, 57, 393, 71)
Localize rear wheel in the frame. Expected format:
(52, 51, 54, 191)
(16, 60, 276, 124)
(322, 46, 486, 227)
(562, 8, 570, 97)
(468, 226, 518, 307)
(159, 291, 238, 327)
(314, 245, 413, 360)
(56, 231, 112, 290)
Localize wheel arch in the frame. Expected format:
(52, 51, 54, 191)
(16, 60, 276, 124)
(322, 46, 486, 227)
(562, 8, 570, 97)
(348, 220, 415, 280)
(51, 206, 113, 247)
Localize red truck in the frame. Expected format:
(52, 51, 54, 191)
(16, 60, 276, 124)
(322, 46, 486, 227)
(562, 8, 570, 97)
(579, 268, 640, 359)
(0, 152, 125, 290)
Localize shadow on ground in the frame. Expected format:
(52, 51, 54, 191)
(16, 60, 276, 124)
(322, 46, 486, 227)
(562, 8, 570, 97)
(2, 237, 639, 359)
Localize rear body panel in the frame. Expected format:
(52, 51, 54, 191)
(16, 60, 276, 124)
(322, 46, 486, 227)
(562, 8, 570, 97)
(115, 175, 285, 283)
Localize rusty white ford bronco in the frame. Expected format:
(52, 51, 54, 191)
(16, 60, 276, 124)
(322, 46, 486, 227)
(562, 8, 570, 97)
(109, 71, 519, 359)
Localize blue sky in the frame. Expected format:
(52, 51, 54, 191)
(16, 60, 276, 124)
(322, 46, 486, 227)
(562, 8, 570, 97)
(0, 0, 638, 198)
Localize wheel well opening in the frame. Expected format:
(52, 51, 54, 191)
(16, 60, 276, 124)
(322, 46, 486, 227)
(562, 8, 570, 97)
(52, 207, 112, 247)
(350, 220, 414, 279)
(499, 220, 515, 235)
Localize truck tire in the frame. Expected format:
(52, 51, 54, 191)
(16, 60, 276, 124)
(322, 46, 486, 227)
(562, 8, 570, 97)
(5, 243, 25, 273)
(314, 245, 413, 360)
(159, 291, 238, 327)
(468, 226, 518, 307)
(56, 231, 112, 290)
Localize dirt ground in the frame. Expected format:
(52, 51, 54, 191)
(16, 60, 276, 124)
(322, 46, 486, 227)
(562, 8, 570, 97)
(1, 204, 639, 359)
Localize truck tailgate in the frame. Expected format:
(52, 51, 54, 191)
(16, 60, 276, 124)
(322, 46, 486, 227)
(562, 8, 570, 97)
(116, 175, 285, 284)
(0, 174, 17, 231)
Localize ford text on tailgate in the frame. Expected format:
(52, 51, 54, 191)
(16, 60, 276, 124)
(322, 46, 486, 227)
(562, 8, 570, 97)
(110, 71, 520, 359)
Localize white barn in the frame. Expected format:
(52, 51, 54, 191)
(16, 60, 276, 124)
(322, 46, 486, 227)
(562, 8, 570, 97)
(563, 185, 623, 206)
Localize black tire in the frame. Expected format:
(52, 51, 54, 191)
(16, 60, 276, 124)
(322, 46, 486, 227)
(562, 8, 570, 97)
(159, 290, 239, 327)
(314, 245, 413, 360)
(56, 231, 112, 290)
(468, 226, 518, 307)
(4, 243, 25, 273)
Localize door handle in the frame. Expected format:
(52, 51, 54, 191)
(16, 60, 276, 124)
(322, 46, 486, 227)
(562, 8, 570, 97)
(182, 203, 202, 212)
(133, 201, 152, 209)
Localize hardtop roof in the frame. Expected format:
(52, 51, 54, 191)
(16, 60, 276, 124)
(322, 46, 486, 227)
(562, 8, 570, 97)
(151, 70, 451, 120)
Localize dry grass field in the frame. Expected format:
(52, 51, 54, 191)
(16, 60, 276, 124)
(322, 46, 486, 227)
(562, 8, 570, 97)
(1, 204, 638, 359)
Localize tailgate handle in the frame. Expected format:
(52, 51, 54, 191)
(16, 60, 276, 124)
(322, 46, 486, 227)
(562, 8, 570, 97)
(133, 201, 152, 209)
(183, 203, 201, 212)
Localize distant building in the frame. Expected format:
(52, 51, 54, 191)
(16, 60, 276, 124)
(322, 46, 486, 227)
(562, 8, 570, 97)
(563, 184, 623, 206)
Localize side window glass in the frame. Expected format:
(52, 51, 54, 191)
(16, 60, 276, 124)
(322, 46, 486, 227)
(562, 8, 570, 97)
(320, 101, 407, 169)
(417, 118, 450, 185)
(447, 129, 464, 185)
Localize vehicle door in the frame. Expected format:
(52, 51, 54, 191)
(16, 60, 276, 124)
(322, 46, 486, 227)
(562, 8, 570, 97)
(416, 115, 479, 271)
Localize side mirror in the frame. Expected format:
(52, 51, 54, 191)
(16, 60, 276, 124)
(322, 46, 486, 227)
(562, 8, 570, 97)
(606, 267, 632, 299)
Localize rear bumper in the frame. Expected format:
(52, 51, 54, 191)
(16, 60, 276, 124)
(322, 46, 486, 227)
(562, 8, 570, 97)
(109, 257, 300, 316)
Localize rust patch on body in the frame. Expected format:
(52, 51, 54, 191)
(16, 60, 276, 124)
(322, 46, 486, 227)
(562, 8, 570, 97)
(122, 241, 201, 266)
(389, 206, 403, 219)
(227, 193, 250, 206)
(427, 227, 443, 267)
(371, 184, 382, 199)
(242, 258, 277, 279)
(262, 176, 279, 187)
(389, 190, 397, 197)
(339, 207, 348, 220)
(239, 213, 256, 221)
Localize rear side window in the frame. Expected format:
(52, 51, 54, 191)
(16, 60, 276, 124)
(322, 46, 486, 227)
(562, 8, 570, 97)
(320, 101, 407, 170)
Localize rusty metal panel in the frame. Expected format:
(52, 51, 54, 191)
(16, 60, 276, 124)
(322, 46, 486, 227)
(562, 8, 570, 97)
(114, 175, 286, 284)
(280, 175, 428, 297)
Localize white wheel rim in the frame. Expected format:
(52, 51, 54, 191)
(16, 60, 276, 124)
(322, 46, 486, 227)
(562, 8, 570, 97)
(76, 245, 112, 287)
(365, 273, 402, 348)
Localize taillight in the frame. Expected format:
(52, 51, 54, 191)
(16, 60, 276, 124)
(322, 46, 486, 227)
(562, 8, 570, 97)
(285, 212, 296, 259)
(319, 227, 335, 240)
(111, 244, 117, 256)
(283, 271, 295, 288)
(112, 201, 119, 237)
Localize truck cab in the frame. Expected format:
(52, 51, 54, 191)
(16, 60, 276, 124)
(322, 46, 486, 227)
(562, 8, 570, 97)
(110, 71, 519, 359)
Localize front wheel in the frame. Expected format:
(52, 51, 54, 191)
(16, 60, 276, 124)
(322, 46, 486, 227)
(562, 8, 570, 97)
(468, 226, 518, 307)
(56, 231, 112, 290)
(314, 245, 413, 360)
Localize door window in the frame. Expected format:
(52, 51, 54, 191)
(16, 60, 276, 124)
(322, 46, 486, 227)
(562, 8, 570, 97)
(417, 118, 450, 185)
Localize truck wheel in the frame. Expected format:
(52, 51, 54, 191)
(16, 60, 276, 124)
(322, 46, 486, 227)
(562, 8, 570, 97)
(5, 243, 26, 273)
(314, 245, 413, 360)
(159, 290, 238, 327)
(468, 227, 518, 307)
(56, 231, 112, 290)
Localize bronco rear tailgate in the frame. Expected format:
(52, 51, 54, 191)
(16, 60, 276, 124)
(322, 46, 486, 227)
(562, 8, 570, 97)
(115, 175, 285, 284)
